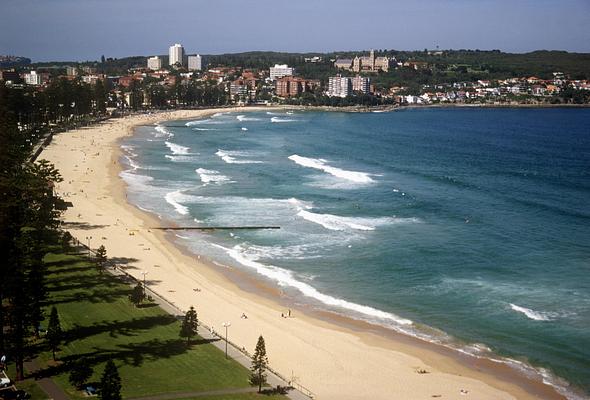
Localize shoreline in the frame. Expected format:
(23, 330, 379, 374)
(43, 107, 572, 400)
(289, 102, 590, 113)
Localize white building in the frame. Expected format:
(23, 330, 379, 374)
(147, 56, 163, 70)
(169, 43, 185, 67)
(66, 66, 78, 77)
(269, 64, 293, 80)
(24, 71, 42, 85)
(327, 75, 352, 98)
(188, 55, 202, 71)
(352, 76, 370, 93)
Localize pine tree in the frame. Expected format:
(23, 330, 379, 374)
(46, 306, 62, 361)
(179, 306, 198, 346)
(250, 335, 268, 392)
(69, 358, 93, 389)
(99, 360, 121, 400)
(95, 245, 107, 273)
(130, 283, 144, 307)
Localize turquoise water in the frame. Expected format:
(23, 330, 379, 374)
(121, 108, 590, 398)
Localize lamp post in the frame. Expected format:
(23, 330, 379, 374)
(141, 271, 148, 297)
(222, 322, 231, 359)
(85, 236, 92, 256)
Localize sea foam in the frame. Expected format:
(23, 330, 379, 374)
(271, 117, 297, 123)
(216, 149, 263, 164)
(196, 168, 232, 184)
(509, 304, 558, 321)
(297, 210, 419, 231)
(164, 190, 190, 215)
(289, 154, 374, 183)
(165, 141, 191, 155)
(236, 115, 261, 122)
(224, 244, 413, 326)
(185, 118, 226, 126)
(154, 125, 173, 137)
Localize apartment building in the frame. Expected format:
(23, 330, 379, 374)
(147, 56, 163, 70)
(327, 75, 352, 97)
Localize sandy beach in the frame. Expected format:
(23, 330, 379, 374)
(41, 108, 566, 400)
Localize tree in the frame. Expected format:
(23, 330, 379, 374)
(46, 306, 62, 361)
(95, 245, 107, 273)
(179, 306, 198, 346)
(250, 335, 268, 392)
(61, 231, 73, 251)
(1, 82, 65, 379)
(100, 360, 121, 400)
(69, 358, 93, 389)
(94, 81, 107, 113)
(129, 283, 144, 307)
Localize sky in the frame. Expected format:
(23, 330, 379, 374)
(2, 0, 590, 62)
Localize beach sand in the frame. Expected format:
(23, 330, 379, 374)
(42, 108, 565, 400)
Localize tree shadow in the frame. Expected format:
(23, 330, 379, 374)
(32, 338, 190, 378)
(61, 221, 110, 230)
(48, 264, 95, 275)
(45, 271, 129, 295)
(47, 269, 120, 286)
(260, 385, 293, 395)
(137, 303, 158, 309)
(46, 286, 133, 306)
(108, 257, 139, 266)
(190, 338, 220, 345)
(63, 314, 177, 343)
(44, 257, 86, 269)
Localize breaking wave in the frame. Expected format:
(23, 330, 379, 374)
(297, 210, 419, 231)
(155, 125, 173, 137)
(216, 149, 263, 164)
(165, 141, 191, 155)
(271, 117, 297, 123)
(509, 304, 559, 321)
(223, 244, 413, 326)
(289, 154, 374, 183)
(196, 168, 232, 185)
(164, 190, 190, 215)
(237, 115, 261, 122)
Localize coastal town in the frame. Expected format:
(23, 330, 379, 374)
(1, 44, 589, 115)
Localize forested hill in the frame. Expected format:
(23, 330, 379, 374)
(28, 49, 590, 80)
(0, 55, 31, 68)
(184, 50, 590, 79)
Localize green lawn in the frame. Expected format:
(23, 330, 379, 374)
(38, 249, 263, 399)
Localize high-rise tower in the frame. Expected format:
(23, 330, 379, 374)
(169, 43, 185, 67)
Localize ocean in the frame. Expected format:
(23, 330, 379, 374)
(120, 108, 590, 398)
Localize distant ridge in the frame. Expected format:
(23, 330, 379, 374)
(0, 55, 31, 68)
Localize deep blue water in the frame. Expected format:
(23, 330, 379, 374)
(121, 108, 590, 398)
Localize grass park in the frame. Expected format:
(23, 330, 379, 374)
(4, 245, 286, 400)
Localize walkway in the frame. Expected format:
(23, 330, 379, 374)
(23, 359, 70, 400)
